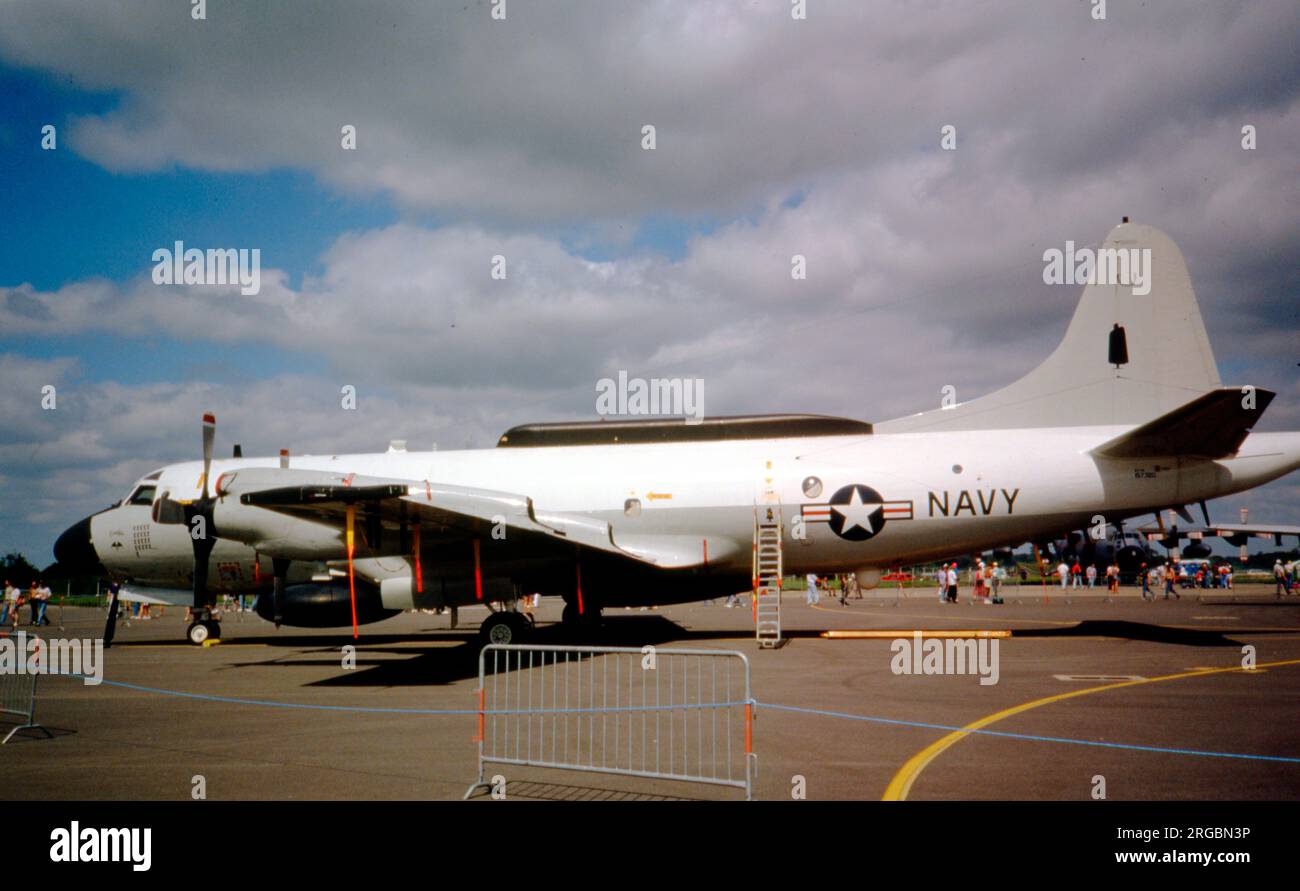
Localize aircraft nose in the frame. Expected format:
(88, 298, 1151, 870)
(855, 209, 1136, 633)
(54, 516, 106, 575)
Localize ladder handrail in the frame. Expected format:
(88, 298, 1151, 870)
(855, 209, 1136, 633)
(753, 497, 784, 648)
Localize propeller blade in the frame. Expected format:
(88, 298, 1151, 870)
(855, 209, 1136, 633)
(413, 522, 423, 594)
(271, 557, 288, 629)
(201, 412, 215, 499)
(103, 585, 121, 648)
(346, 504, 358, 639)
(192, 533, 215, 610)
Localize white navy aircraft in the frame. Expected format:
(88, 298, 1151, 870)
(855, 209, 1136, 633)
(53, 222, 1300, 645)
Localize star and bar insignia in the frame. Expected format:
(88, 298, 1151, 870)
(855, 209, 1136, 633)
(801, 484, 913, 541)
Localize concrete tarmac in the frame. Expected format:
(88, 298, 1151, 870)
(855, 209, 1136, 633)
(4, 583, 1298, 801)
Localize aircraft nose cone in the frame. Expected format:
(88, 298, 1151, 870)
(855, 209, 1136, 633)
(54, 516, 105, 575)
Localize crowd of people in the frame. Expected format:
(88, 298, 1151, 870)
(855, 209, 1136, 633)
(934, 559, 1007, 604)
(1276, 559, 1299, 596)
(802, 572, 862, 606)
(1, 578, 53, 628)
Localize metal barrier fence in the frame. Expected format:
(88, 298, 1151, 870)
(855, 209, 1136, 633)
(1, 635, 47, 744)
(465, 644, 755, 800)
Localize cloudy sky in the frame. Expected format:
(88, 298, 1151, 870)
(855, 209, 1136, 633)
(1, 0, 1297, 563)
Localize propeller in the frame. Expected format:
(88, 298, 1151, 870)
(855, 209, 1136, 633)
(152, 414, 220, 622)
(271, 557, 288, 629)
(103, 583, 121, 648)
(346, 504, 358, 639)
(184, 413, 219, 618)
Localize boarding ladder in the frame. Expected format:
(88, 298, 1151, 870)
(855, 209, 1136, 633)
(753, 500, 784, 648)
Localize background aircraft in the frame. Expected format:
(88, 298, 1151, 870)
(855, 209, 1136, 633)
(54, 222, 1300, 645)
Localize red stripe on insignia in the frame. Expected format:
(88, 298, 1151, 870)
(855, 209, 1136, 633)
(882, 500, 914, 519)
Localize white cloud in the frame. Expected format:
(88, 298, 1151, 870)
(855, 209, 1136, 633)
(1, 2, 1296, 222)
(2, 0, 1299, 560)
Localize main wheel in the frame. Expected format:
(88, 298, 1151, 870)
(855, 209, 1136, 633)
(481, 611, 528, 645)
(187, 621, 210, 645)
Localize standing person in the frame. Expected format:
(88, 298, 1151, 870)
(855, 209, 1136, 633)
(935, 565, 947, 602)
(1057, 561, 1070, 590)
(805, 573, 820, 606)
(973, 559, 986, 603)
(1140, 563, 1151, 600)
(1275, 560, 1289, 598)
(0, 580, 16, 626)
(1164, 564, 1179, 600)
(837, 574, 850, 607)
(1085, 563, 1097, 589)
(27, 581, 41, 625)
(35, 580, 52, 627)
(1107, 563, 1120, 595)
(1070, 560, 1083, 588)
(6, 583, 21, 630)
(946, 563, 959, 603)
(991, 562, 1005, 603)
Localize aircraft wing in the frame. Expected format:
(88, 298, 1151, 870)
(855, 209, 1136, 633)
(217, 467, 726, 569)
(1092, 387, 1275, 459)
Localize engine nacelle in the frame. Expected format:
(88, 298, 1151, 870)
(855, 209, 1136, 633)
(255, 578, 400, 628)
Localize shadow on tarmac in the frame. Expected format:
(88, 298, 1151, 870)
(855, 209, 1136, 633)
(466, 779, 703, 802)
(208, 614, 831, 687)
(1014, 619, 1245, 647)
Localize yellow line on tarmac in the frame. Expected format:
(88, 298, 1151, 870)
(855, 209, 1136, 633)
(882, 657, 1300, 801)
(111, 643, 270, 649)
(822, 629, 1011, 640)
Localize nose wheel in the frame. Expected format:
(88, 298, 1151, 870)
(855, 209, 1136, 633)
(187, 618, 221, 646)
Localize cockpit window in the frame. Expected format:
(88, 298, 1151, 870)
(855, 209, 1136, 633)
(143, 470, 163, 481)
(127, 485, 157, 506)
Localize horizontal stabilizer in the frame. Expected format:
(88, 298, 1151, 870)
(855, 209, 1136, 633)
(1092, 387, 1274, 459)
(1134, 522, 1300, 540)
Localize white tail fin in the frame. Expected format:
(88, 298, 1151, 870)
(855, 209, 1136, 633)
(878, 221, 1221, 432)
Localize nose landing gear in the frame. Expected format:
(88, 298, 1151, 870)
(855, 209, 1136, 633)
(187, 610, 222, 646)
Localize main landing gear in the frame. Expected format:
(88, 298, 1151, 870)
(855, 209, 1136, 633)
(561, 598, 602, 640)
(479, 609, 533, 645)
